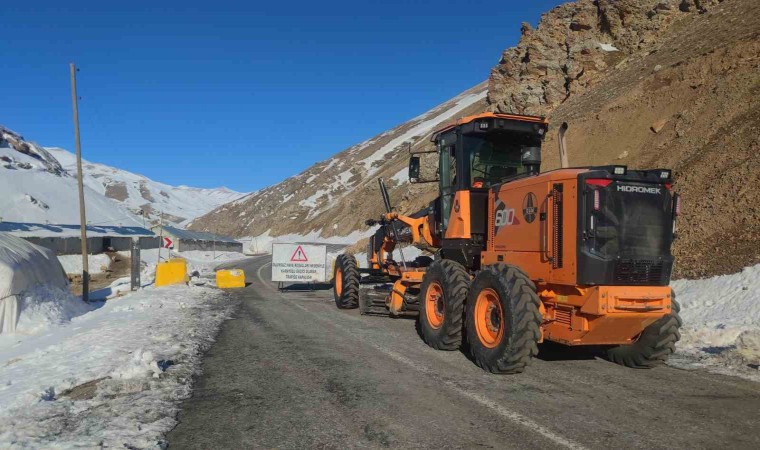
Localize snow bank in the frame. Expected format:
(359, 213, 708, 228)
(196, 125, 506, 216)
(0, 233, 81, 334)
(0, 284, 232, 448)
(13, 286, 92, 335)
(57, 253, 112, 276)
(174, 250, 249, 277)
(671, 264, 760, 379)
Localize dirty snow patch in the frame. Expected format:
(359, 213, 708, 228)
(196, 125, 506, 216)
(670, 264, 760, 381)
(390, 167, 408, 185)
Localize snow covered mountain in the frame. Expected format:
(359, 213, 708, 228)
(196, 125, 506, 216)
(0, 126, 245, 227)
(46, 148, 244, 226)
(0, 126, 143, 227)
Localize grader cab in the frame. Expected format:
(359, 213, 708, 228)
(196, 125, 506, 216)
(333, 112, 682, 373)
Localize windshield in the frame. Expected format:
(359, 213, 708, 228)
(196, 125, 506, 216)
(586, 183, 673, 258)
(463, 134, 534, 188)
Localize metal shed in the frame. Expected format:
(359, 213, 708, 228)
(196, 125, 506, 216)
(154, 226, 243, 253)
(0, 221, 159, 255)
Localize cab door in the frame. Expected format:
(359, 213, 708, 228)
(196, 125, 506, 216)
(439, 142, 457, 233)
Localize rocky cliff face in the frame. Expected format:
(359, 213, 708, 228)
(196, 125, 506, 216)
(488, 0, 723, 115)
(492, 0, 758, 277)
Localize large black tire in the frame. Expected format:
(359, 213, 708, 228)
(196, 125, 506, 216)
(465, 264, 542, 374)
(333, 254, 359, 309)
(606, 293, 682, 368)
(417, 259, 470, 350)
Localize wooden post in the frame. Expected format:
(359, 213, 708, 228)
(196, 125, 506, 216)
(70, 63, 89, 302)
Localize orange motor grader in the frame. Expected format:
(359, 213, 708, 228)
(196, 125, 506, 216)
(333, 112, 682, 373)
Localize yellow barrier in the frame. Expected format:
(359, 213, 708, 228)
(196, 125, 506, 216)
(216, 269, 246, 289)
(156, 258, 189, 287)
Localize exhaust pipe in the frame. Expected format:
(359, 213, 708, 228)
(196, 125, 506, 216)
(558, 122, 569, 169)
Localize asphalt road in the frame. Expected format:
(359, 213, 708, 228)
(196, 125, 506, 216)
(167, 256, 760, 449)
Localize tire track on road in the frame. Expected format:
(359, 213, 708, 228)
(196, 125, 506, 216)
(255, 258, 587, 450)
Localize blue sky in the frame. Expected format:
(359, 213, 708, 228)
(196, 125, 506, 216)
(3, 0, 561, 192)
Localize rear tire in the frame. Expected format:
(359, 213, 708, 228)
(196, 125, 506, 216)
(606, 293, 682, 368)
(333, 254, 359, 309)
(465, 264, 542, 374)
(417, 260, 470, 350)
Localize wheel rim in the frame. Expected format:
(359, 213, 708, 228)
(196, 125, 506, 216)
(474, 288, 504, 348)
(335, 268, 343, 296)
(425, 282, 445, 329)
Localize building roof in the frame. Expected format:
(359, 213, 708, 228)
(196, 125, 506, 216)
(158, 226, 240, 244)
(0, 222, 156, 238)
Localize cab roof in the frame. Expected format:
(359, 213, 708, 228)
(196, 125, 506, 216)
(431, 112, 548, 142)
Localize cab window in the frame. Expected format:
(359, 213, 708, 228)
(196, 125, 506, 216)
(465, 134, 525, 188)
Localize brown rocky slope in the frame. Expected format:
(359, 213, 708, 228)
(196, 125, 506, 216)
(191, 0, 758, 278)
(534, 0, 760, 278)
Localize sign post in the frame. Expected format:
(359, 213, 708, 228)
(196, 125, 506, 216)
(271, 243, 327, 290)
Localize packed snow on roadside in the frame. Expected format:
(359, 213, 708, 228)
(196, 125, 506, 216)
(670, 264, 760, 380)
(118, 248, 247, 280)
(173, 250, 249, 277)
(0, 284, 233, 448)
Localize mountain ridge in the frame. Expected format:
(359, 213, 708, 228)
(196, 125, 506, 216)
(1, 125, 245, 228)
(183, 0, 760, 277)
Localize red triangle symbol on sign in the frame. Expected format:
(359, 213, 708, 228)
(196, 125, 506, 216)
(290, 245, 308, 262)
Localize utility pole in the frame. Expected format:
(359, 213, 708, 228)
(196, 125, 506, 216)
(70, 63, 89, 302)
(158, 210, 163, 264)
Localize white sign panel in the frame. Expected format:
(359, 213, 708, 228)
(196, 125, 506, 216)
(271, 243, 327, 283)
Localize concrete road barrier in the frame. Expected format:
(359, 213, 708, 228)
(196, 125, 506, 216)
(156, 258, 189, 287)
(216, 269, 246, 289)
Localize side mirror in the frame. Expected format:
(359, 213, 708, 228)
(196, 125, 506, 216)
(408, 156, 421, 182)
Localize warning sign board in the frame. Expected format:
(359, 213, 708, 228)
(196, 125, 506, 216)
(271, 243, 327, 283)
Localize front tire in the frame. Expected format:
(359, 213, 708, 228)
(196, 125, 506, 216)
(333, 254, 359, 309)
(417, 260, 470, 350)
(465, 264, 542, 374)
(606, 294, 682, 368)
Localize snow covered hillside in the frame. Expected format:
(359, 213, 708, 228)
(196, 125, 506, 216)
(188, 82, 488, 240)
(0, 125, 244, 228)
(1, 127, 143, 227)
(47, 148, 244, 226)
